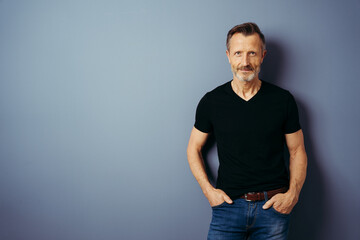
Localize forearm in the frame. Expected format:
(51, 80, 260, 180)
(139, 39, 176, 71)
(187, 148, 214, 195)
(287, 146, 307, 200)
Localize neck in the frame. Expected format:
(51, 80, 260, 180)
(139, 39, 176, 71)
(231, 77, 262, 97)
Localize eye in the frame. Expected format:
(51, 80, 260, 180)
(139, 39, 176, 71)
(249, 51, 256, 56)
(234, 51, 241, 56)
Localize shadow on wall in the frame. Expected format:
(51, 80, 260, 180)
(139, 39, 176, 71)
(288, 99, 326, 240)
(202, 40, 327, 240)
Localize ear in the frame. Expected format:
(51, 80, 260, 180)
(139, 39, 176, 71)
(226, 50, 230, 63)
(261, 49, 267, 63)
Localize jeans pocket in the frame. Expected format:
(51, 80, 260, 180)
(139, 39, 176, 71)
(270, 206, 290, 216)
(211, 201, 227, 209)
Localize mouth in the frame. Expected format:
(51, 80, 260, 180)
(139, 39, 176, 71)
(239, 69, 253, 74)
(238, 66, 254, 72)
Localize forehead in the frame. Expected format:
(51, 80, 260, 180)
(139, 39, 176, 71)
(228, 33, 263, 51)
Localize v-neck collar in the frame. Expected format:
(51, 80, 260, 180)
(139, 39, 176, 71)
(227, 80, 265, 103)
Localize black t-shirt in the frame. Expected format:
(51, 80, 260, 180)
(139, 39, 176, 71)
(194, 80, 301, 199)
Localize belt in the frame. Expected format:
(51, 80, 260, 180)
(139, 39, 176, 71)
(239, 187, 288, 201)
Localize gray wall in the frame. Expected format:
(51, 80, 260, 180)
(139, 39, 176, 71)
(0, 0, 359, 239)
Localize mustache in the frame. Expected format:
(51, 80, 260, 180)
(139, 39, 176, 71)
(237, 65, 254, 71)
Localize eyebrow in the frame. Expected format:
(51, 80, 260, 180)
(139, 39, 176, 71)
(232, 49, 259, 53)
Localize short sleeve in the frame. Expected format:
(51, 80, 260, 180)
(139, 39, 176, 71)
(194, 93, 213, 133)
(284, 92, 301, 134)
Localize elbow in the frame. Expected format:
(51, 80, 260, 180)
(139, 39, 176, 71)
(186, 145, 192, 159)
(187, 143, 202, 161)
(187, 144, 200, 155)
(290, 145, 308, 166)
(300, 145, 308, 166)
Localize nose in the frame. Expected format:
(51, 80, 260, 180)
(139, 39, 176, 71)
(242, 54, 249, 65)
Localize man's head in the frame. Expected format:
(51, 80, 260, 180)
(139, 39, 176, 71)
(226, 23, 267, 82)
(226, 22, 266, 51)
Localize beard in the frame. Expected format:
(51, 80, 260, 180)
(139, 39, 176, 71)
(233, 65, 260, 82)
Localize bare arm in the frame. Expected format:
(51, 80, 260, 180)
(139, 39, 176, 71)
(187, 127, 233, 206)
(286, 129, 308, 200)
(263, 129, 308, 213)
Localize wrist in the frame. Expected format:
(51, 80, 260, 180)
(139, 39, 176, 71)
(202, 184, 215, 196)
(285, 189, 299, 202)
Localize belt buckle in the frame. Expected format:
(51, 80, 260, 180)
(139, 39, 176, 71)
(244, 192, 256, 201)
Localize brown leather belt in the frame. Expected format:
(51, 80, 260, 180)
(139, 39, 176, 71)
(239, 187, 288, 201)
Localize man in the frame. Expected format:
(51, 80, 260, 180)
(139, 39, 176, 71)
(187, 22, 307, 240)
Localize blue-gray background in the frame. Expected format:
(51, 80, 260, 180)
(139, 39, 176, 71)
(0, 0, 359, 239)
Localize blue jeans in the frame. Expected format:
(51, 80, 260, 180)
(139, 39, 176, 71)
(208, 196, 290, 240)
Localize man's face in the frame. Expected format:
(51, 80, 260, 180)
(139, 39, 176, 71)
(226, 33, 266, 82)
